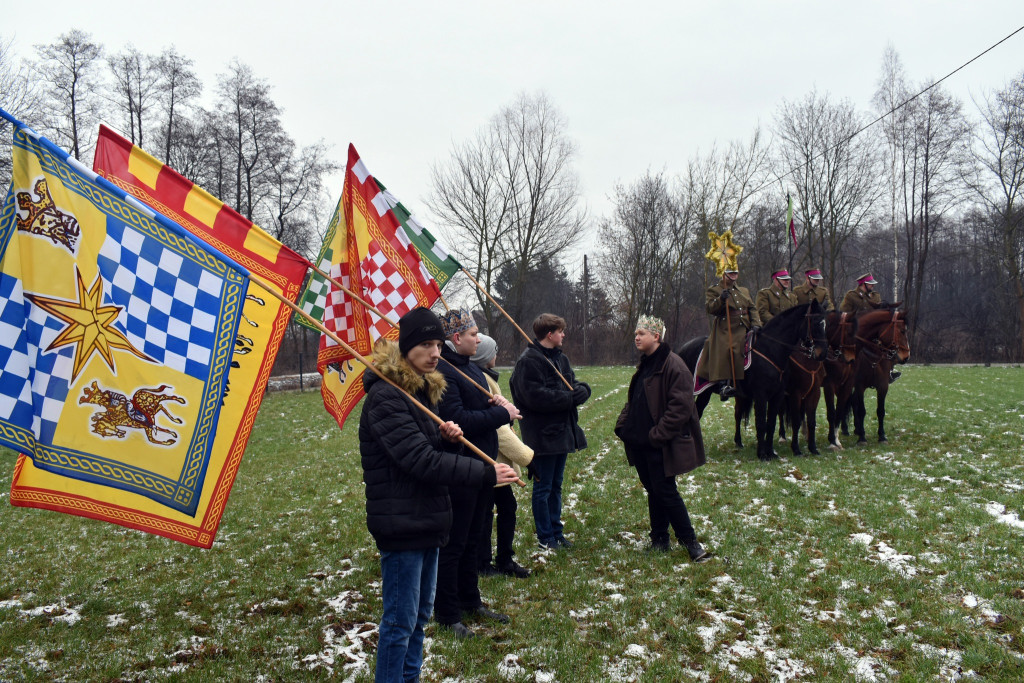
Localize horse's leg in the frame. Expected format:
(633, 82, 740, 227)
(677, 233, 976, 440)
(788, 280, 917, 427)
(789, 392, 803, 457)
(852, 389, 868, 444)
(824, 379, 841, 449)
(733, 395, 750, 449)
(876, 378, 889, 443)
(696, 391, 711, 420)
(764, 393, 780, 460)
(806, 387, 821, 455)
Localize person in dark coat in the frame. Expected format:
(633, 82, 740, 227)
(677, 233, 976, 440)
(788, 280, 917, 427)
(434, 308, 520, 638)
(359, 307, 517, 681)
(696, 268, 761, 398)
(615, 315, 709, 561)
(509, 313, 590, 550)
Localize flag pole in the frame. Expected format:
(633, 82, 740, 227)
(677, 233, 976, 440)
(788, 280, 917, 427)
(303, 261, 491, 398)
(249, 273, 525, 488)
(459, 267, 574, 390)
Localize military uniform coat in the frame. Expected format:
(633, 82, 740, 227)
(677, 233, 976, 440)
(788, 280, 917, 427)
(696, 283, 761, 382)
(840, 288, 882, 314)
(793, 282, 835, 311)
(755, 286, 798, 323)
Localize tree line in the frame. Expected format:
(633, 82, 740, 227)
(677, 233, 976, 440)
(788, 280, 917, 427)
(3, 32, 1022, 367)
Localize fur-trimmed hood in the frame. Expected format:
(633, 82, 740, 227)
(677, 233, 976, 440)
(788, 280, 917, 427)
(364, 339, 447, 406)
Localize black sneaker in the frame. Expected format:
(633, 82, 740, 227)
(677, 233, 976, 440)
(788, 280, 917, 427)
(497, 561, 531, 578)
(685, 541, 710, 563)
(468, 606, 509, 623)
(439, 622, 475, 639)
(648, 540, 671, 553)
(478, 563, 499, 577)
(556, 536, 573, 549)
(538, 539, 560, 551)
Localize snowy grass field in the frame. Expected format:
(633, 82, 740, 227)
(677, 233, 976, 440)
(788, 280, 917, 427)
(2, 365, 1023, 681)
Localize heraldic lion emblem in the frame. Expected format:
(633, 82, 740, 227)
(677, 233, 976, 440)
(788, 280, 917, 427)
(16, 178, 82, 253)
(79, 381, 186, 446)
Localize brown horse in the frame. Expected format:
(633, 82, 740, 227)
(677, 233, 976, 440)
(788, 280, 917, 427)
(831, 309, 910, 444)
(822, 312, 859, 449)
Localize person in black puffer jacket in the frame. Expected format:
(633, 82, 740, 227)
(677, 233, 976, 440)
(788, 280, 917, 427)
(359, 307, 516, 683)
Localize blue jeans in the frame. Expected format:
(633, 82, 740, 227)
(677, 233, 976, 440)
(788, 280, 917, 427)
(376, 548, 438, 683)
(531, 452, 567, 544)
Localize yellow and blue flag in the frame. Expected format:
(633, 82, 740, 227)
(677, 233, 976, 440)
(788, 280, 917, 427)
(0, 110, 247, 542)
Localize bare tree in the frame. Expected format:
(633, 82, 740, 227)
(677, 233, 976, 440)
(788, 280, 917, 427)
(429, 92, 586, 337)
(154, 47, 201, 164)
(872, 44, 912, 295)
(107, 45, 161, 147)
(774, 90, 883, 299)
(265, 138, 337, 257)
(0, 35, 45, 186)
(597, 171, 685, 341)
(967, 71, 1024, 360)
(35, 29, 104, 160)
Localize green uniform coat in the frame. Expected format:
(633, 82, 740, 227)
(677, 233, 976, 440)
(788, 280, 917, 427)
(793, 282, 835, 311)
(755, 286, 798, 323)
(696, 283, 761, 382)
(840, 288, 882, 314)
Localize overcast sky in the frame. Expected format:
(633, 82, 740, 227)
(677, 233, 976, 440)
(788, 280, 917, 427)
(4, 1, 1023, 273)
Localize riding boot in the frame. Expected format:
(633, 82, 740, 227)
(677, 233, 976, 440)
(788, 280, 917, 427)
(889, 370, 901, 382)
(719, 382, 736, 399)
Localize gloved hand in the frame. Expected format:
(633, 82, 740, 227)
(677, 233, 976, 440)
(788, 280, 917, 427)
(752, 325, 762, 333)
(526, 463, 540, 482)
(720, 289, 730, 300)
(571, 382, 590, 406)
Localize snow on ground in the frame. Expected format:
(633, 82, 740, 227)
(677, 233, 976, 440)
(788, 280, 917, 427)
(984, 501, 1024, 529)
(849, 533, 920, 577)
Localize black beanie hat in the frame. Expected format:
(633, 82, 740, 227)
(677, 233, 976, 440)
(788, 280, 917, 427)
(398, 307, 445, 356)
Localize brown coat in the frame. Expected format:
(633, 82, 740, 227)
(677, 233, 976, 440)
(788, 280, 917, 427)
(697, 283, 761, 382)
(755, 286, 798, 323)
(793, 282, 835, 311)
(616, 345, 706, 477)
(840, 288, 882, 314)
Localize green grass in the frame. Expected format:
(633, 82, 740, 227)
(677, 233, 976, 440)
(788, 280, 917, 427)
(2, 365, 1023, 681)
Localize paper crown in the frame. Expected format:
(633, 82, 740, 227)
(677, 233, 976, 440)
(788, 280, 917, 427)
(636, 314, 666, 340)
(805, 269, 823, 279)
(772, 269, 791, 280)
(857, 273, 877, 285)
(440, 308, 476, 337)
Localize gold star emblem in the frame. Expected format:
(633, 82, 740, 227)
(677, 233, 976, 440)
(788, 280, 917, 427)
(705, 230, 743, 277)
(25, 267, 152, 380)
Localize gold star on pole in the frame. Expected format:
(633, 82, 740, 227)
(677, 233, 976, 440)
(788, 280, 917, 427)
(25, 267, 152, 380)
(705, 230, 743, 277)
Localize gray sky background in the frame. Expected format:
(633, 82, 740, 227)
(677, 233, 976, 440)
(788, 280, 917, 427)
(4, 1, 1024, 271)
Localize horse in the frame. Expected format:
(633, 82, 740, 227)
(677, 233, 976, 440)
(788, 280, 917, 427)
(822, 311, 859, 449)
(844, 309, 910, 443)
(677, 301, 828, 460)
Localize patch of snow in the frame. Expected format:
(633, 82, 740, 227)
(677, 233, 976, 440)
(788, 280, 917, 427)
(985, 501, 1024, 529)
(850, 533, 873, 546)
(106, 613, 127, 628)
(498, 653, 526, 679)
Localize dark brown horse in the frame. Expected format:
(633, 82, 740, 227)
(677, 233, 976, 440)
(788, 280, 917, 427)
(830, 309, 910, 444)
(822, 312, 859, 449)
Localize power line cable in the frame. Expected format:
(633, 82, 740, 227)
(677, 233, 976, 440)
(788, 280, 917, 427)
(761, 23, 1024, 198)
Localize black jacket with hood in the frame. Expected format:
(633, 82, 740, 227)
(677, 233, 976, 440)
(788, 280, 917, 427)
(359, 340, 496, 551)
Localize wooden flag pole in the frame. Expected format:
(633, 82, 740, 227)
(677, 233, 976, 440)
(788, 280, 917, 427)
(250, 273, 524, 487)
(304, 262, 491, 398)
(459, 267, 574, 391)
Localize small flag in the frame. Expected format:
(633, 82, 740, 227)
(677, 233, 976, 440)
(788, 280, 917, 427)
(788, 193, 798, 249)
(295, 144, 444, 429)
(1, 111, 248, 546)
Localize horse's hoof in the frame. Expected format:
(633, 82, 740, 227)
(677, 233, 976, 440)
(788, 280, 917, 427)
(857, 438, 868, 445)
(878, 436, 888, 443)
(778, 436, 788, 444)
(809, 447, 820, 456)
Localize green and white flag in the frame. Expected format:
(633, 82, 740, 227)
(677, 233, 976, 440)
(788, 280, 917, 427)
(376, 178, 460, 290)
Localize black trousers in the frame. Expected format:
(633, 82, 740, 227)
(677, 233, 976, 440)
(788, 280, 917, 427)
(629, 444, 696, 545)
(434, 483, 494, 625)
(478, 484, 518, 568)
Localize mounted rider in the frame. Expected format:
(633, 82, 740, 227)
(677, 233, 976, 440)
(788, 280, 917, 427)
(840, 273, 901, 382)
(840, 273, 883, 314)
(696, 267, 762, 399)
(755, 268, 798, 323)
(792, 268, 835, 311)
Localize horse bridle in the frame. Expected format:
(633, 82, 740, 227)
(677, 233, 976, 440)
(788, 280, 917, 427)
(753, 309, 826, 375)
(855, 311, 906, 365)
(827, 312, 856, 362)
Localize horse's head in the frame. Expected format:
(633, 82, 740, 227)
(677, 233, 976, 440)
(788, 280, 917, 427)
(856, 310, 911, 364)
(826, 311, 859, 363)
(806, 300, 828, 360)
(892, 311, 911, 364)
